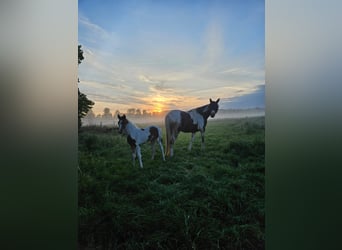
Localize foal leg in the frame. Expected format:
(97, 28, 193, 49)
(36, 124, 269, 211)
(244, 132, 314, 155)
(188, 132, 196, 151)
(136, 145, 143, 168)
(131, 146, 136, 167)
(158, 138, 166, 161)
(151, 141, 156, 160)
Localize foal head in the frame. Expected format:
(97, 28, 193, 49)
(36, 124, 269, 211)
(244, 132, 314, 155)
(117, 114, 129, 134)
(206, 98, 220, 118)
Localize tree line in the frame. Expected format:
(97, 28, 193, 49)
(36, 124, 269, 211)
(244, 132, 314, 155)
(84, 108, 163, 120)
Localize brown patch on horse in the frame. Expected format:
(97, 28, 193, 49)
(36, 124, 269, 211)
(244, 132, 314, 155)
(127, 135, 136, 151)
(179, 111, 198, 132)
(148, 126, 159, 142)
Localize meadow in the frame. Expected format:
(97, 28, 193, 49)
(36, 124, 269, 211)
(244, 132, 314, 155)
(78, 116, 265, 250)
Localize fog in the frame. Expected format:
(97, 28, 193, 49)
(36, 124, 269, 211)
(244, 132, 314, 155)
(214, 108, 265, 120)
(81, 108, 264, 128)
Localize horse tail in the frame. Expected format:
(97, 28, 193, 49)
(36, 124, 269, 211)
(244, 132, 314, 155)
(158, 127, 163, 143)
(165, 114, 171, 157)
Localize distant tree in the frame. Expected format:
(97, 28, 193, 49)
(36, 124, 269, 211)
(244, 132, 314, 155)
(102, 107, 112, 119)
(136, 108, 141, 116)
(78, 45, 94, 129)
(142, 110, 149, 116)
(84, 109, 95, 119)
(127, 108, 136, 116)
(114, 110, 120, 117)
(84, 109, 95, 125)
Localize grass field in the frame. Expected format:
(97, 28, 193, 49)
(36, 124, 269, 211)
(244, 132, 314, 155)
(78, 117, 265, 249)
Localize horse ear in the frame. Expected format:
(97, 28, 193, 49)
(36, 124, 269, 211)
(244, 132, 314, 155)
(117, 114, 121, 119)
(123, 114, 126, 119)
(216, 98, 220, 103)
(210, 98, 213, 103)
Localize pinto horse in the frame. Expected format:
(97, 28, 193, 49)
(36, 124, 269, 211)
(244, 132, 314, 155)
(117, 114, 165, 168)
(165, 98, 220, 157)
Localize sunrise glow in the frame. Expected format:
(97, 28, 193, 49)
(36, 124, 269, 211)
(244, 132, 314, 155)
(78, 1, 265, 116)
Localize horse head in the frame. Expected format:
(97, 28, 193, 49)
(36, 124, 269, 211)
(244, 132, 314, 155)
(117, 114, 128, 134)
(208, 98, 220, 117)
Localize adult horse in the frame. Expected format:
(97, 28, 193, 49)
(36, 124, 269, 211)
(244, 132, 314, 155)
(118, 114, 165, 168)
(165, 98, 220, 157)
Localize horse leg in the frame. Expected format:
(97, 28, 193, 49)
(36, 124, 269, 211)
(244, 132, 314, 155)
(136, 145, 143, 168)
(200, 131, 205, 150)
(188, 132, 196, 151)
(131, 146, 136, 167)
(165, 116, 172, 157)
(158, 138, 166, 161)
(170, 129, 178, 157)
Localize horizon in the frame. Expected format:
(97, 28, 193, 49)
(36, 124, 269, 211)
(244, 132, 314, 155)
(82, 107, 265, 127)
(87, 105, 265, 117)
(78, 0, 265, 114)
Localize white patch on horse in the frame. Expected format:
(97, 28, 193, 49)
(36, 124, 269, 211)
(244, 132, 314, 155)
(188, 109, 205, 131)
(168, 110, 181, 124)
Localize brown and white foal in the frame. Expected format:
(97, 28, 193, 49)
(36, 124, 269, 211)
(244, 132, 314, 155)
(118, 114, 165, 168)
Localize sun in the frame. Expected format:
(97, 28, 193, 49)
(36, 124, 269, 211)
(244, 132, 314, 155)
(152, 96, 167, 113)
(153, 107, 162, 113)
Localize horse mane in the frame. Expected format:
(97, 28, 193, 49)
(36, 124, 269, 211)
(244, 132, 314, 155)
(189, 104, 211, 118)
(126, 119, 138, 129)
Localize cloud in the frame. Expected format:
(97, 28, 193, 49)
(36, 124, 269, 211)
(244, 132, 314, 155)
(79, 80, 124, 91)
(78, 2, 264, 115)
(220, 84, 265, 109)
(79, 15, 109, 39)
(219, 67, 253, 75)
(202, 17, 225, 67)
(138, 74, 160, 84)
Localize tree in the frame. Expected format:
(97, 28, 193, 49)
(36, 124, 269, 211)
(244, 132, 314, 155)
(102, 107, 112, 119)
(84, 109, 95, 120)
(142, 110, 149, 116)
(78, 89, 94, 128)
(127, 108, 136, 116)
(78, 45, 94, 129)
(114, 110, 120, 117)
(78, 45, 84, 65)
(84, 109, 95, 126)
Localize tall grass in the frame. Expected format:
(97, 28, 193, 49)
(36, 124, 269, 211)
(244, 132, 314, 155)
(78, 117, 264, 249)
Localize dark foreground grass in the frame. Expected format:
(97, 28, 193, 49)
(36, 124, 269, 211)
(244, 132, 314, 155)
(78, 117, 264, 250)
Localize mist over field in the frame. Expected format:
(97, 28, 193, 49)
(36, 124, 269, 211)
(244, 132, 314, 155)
(81, 108, 265, 127)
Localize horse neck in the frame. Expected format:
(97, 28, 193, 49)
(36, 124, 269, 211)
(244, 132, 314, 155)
(196, 105, 210, 120)
(125, 121, 139, 135)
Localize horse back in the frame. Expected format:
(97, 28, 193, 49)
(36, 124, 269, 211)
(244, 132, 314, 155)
(179, 111, 200, 132)
(165, 110, 199, 133)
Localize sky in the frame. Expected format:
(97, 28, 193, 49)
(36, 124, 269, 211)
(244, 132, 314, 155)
(78, 0, 264, 115)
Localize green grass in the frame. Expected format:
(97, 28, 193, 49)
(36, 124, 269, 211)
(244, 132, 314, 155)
(78, 117, 264, 249)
